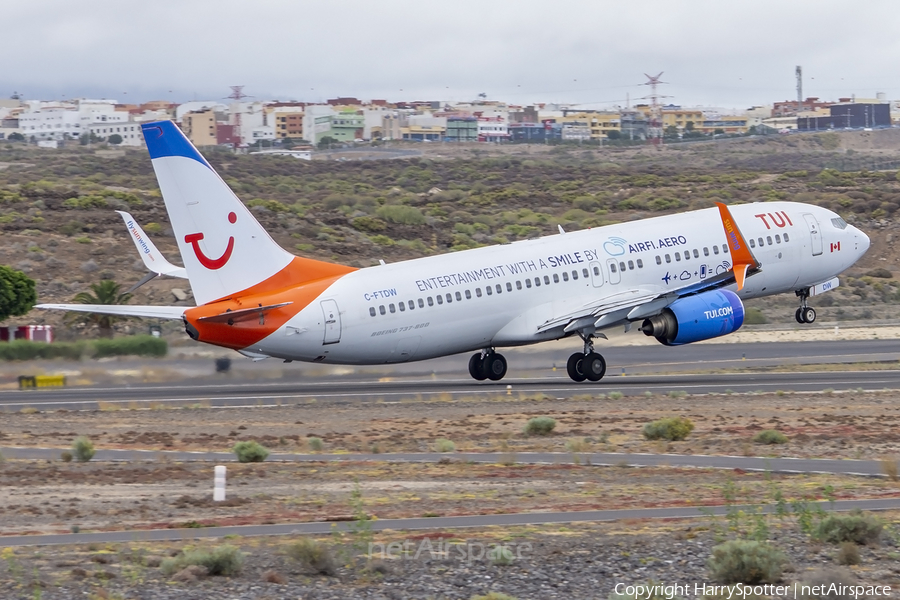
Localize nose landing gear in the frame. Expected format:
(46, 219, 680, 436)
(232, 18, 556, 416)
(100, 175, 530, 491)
(795, 289, 816, 324)
(566, 334, 606, 382)
(468, 349, 508, 381)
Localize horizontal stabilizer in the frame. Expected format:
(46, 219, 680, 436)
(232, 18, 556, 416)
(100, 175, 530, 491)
(198, 302, 293, 325)
(35, 304, 187, 320)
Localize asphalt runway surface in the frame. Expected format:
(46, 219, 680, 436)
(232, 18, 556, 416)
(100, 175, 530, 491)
(0, 339, 898, 411)
(1, 498, 898, 548)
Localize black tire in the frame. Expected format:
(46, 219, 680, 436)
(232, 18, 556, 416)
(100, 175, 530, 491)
(803, 307, 816, 324)
(468, 353, 487, 381)
(566, 352, 586, 382)
(795, 308, 805, 324)
(485, 353, 507, 381)
(583, 352, 607, 382)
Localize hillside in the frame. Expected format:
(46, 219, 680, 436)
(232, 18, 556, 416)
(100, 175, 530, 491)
(1, 129, 899, 339)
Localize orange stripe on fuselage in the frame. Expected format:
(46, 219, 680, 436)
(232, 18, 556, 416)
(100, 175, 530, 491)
(184, 256, 357, 350)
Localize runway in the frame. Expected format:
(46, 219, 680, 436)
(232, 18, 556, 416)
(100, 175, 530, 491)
(0, 339, 897, 410)
(1, 497, 898, 548)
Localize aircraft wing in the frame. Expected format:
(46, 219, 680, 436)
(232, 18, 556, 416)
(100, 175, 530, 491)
(34, 304, 187, 320)
(116, 211, 188, 278)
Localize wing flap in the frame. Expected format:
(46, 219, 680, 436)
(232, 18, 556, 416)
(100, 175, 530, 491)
(35, 304, 187, 320)
(197, 302, 293, 325)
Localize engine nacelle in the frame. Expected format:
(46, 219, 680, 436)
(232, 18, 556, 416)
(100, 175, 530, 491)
(640, 290, 744, 346)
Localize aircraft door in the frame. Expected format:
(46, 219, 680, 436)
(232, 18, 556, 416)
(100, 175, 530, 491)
(320, 299, 341, 345)
(606, 258, 621, 284)
(802, 213, 823, 256)
(589, 261, 604, 288)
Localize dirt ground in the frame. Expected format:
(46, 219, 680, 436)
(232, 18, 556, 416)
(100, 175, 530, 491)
(2, 390, 900, 536)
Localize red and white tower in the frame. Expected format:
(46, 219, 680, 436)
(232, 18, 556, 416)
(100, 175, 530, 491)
(642, 72, 667, 146)
(227, 85, 249, 147)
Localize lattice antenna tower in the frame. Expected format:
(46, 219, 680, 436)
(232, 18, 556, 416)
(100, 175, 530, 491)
(226, 86, 251, 147)
(642, 72, 667, 146)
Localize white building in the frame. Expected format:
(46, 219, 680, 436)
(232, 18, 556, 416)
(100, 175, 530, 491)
(85, 122, 144, 147)
(18, 106, 82, 140)
(303, 105, 336, 144)
(477, 116, 509, 142)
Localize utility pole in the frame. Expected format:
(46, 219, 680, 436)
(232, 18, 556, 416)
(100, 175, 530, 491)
(796, 66, 803, 114)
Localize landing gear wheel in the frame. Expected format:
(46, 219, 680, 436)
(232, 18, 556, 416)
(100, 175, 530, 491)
(802, 307, 816, 324)
(795, 308, 805, 324)
(567, 352, 586, 382)
(583, 352, 607, 382)
(468, 353, 487, 381)
(484, 353, 507, 381)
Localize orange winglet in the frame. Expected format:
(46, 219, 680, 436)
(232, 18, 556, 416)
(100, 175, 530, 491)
(715, 202, 759, 291)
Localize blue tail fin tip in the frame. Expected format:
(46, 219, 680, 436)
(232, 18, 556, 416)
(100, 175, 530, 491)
(141, 120, 209, 167)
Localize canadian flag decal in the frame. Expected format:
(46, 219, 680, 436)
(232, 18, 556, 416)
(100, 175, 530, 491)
(830, 242, 841, 252)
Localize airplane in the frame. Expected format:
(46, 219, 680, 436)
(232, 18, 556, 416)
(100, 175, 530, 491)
(37, 120, 871, 382)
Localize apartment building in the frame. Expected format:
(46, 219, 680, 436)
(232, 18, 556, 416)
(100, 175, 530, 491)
(181, 109, 217, 146)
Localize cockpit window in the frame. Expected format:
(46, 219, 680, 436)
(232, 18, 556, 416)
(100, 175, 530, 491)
(831, 217, 848, 230)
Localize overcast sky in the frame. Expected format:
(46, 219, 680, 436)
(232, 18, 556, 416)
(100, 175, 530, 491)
(6, 0, 900, 110)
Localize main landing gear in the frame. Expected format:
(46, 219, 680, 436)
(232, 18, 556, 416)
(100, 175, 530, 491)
(566, 334, 606, 382)
(795, 288, 816, 324)
(468, 349, 508, 381)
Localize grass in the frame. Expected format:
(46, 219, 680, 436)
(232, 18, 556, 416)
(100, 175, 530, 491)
(523, 417, 556, 436)
(160, 545, 244, 577)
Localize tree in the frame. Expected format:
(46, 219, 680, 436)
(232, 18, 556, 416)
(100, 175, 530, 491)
(664, 125, 680, 139)
(0, 266, 36, 322)
(317, 136, 339, 150)
(606, 130, 622, 140)
(7, 132, 24, 142)
(66, 280, 133, 338)
(108, 134, 123, 145)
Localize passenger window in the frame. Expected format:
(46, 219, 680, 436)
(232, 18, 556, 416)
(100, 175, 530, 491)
(496, 284, 502, 294)
(486, 286, 493, 295)
(534, 277, 540, 287)
(618, 262, 625, 272)
(525, 279, 532, 288)
(437, 295, 444, 305)
(758, 237, 764, 246)
(427, 297, 434, 306)
(476, 288, 482, 297)
(583, 268, 589, 278)
(562, 272, 569, 282)
(766, 236, 772, 245)
(703, 247, 709, 256)
(455, 291, 461, 301)
(610, 263, 617, 273)
(775, 234, 781, 243)
(665, 254, 671, 263)
(516, 280, 523, 289)
(592, 266, 600, 276)
(683, 251, 690, 261)
(553, 274, 559, 283)
(388, 303, 395, 313)
(506, 282, 512, 291)
(749, 239, 756, 248)
(465, 290, 471, 299)
(399, 302, 405, 312)
(379, 305, 386, 315)
(369, 307, 376, 317)
(636, 259, 643, 268)
(655, 255, 662, 265)
(544, 275, 550, 285)
(675, 253, 681, 262)
(418, 298, 425, 308)
(446, 293, 452, 303)
(627, 260, 634, 270)
(784, 233, 790, 242)
(693, 249, 699, 258)
(722, 244, 729, 254)
(713, 246, 719, 255)
(409, 300, 415, 310)
(571, 270, 578, 280)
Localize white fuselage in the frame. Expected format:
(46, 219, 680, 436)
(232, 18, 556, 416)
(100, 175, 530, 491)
(244, 201, 868, 364)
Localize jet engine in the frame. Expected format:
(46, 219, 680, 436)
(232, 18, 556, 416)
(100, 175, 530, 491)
(640, 290, 745, 346)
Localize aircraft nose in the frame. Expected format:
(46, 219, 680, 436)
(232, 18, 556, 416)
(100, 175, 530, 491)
(857, 228, 870, 255)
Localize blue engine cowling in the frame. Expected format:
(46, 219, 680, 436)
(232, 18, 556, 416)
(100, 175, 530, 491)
(640, 290, 745, 346)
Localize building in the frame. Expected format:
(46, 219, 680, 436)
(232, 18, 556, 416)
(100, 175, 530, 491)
(329, 110, 364, 141)
(477, 117, 508, 142)
(85, 122, 144, 146)
(560, 110, 621, 140)
(797, 102, 891, 131)
(636, 104, 704, 132)
(18, 105, 81, 140)
(773, 97, 833, 117)
(508, 122, 562, 142)
(619, 110, 648, 140)
(273, 112, 305, 140)
(446, 116, 478, 142)
(698, 115, 749, 135)
(181, 109, 217, 146)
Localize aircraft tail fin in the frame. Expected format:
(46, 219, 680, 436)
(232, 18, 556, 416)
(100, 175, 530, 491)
(140, 121, 354, 305)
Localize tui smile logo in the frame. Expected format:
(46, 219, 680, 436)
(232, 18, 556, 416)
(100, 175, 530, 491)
(603, 237, 627, 256)
(184, 212, 236, 270)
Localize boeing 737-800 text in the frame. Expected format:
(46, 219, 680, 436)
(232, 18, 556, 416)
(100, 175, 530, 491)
(37, 121, 870, 382)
